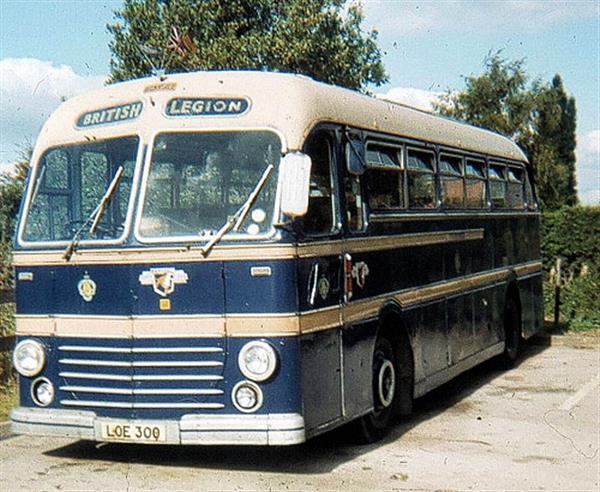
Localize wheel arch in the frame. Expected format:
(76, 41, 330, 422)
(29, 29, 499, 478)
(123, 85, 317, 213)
(375, 300, 415, 413)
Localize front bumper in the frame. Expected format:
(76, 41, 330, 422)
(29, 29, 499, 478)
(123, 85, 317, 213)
(11, 407, 306, 446)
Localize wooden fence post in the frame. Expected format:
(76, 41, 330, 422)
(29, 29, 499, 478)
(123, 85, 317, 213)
(553, 257, 561, 328)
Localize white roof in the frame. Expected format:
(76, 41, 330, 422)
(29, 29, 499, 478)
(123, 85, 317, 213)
(32, 71, 527, 163)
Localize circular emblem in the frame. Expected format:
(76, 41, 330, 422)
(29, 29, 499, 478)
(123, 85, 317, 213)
(318, 277, 330, 300)
(78, 273, 97, 302)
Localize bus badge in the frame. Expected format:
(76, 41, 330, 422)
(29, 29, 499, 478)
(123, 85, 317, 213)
(139, 268, 189, 297)
(77, 273, 97, 302)
(318, 277, 330, 300)
(352, 262, 370, 289)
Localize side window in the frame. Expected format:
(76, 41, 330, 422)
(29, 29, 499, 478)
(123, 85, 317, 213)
(365, 144, 403, 210)
(507, 167, 525, 209)
(439, 154, 464, 209)
(407, 149, 436, 209)
(489, 163, 507, 208)
(299, 133, 336, 235)
(524, 171, 537, 210)
(465, 159, 486, 208)
(344, 173, 365, 232)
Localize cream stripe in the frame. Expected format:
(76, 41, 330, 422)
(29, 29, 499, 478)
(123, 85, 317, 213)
(514, 261, 543, 277)
(345, 229, 483, 254)
(13, 229, 483, 266)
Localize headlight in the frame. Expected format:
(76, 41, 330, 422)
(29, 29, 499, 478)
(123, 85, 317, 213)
(238, 341, 278, 382)
(13, 339, 46, 377)
(31, 378, 54, 407)
(232, 381, 263, 413)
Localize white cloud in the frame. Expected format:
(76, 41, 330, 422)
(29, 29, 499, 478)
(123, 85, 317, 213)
(576, 130, 600, 205)
(376, 86, 442, 112)
(364, 0, 598, 35)
(0, 58, 105, 172)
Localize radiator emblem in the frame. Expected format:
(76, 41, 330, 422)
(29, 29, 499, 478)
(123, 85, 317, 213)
(77, 272, 97, 302)
(352, 261, 370, 289)
(139, 268, 189, 297)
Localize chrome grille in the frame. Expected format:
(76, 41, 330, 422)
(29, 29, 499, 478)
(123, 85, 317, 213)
(58, 340, 226, 411)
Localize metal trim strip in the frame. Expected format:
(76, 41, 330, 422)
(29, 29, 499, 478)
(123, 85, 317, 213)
(58, 372, 223, 382)
(59, 359, 223, 368)
(370, 211, 540, 222)
(59, 345, 223, 354)
(59, 386, 223, 396)
(60, 400, 225, 409)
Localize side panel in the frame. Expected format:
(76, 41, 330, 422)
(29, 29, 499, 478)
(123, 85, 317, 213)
(300, 329, 342, 432)
(341, 320, 377, 419)
(518, 273, 544, 338)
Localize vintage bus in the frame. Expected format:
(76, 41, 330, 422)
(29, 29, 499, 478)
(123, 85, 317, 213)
(11, 71, 543, 445)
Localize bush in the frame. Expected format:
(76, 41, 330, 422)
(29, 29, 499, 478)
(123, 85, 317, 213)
(542, 206, 600, 331)
(541, 205, 600, 272)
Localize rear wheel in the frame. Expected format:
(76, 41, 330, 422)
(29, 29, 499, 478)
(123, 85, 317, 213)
(356, 336, 397, 443)
(500, 295, 521, 368)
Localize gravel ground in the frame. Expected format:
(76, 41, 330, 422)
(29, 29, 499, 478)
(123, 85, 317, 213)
(0, 339, 598, 491)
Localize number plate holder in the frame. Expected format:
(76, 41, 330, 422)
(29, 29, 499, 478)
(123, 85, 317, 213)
(96, 419, 168, 443)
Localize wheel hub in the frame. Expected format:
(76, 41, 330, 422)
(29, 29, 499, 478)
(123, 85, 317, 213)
(377, 359, 395, 408)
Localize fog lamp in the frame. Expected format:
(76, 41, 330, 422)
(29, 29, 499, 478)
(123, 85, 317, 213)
(232, 381, 263, 413)
(32, 378, 54, 407)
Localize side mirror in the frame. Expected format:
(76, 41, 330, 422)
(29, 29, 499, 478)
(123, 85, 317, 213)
(279, 152, 312, 217)
(346, 140, 366, 175)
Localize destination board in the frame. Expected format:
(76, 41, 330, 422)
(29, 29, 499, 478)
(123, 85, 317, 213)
(76, 101, 144, 128)
(165, 97, 250, 117)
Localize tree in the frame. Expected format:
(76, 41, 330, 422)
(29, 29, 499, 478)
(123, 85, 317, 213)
(107, 0, 387, 91)
(0, 148, 30, 288)
(435, 53, 578, 209)
(536, 75, 577, 206)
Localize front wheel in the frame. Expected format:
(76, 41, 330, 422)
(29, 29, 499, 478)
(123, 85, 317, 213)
(355, 336, 397, 443)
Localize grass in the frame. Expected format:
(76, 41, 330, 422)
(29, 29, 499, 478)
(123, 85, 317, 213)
(0, 378, 18, 421)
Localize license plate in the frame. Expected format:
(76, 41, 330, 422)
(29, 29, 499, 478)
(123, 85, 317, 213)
(100, 421, 166, 443)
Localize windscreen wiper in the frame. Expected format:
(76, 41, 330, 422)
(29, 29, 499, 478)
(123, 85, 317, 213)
(63, 166, 124, 261)
(200, 164, 274, 258)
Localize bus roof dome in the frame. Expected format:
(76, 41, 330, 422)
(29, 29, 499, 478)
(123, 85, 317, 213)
(36, 70, 527, 163)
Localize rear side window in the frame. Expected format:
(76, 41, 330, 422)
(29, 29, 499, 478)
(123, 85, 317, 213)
(489, 163, 506, 208)
(365, 144, 403, 210)
(439, 154, 464, 209)
(507, 167, 525, 209)
(465, 159, 486, 208)
(407, 149, 436, 209)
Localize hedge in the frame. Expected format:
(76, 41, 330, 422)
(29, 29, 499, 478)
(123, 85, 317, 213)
(541, 206, 600, 273)
(541, 206, 600, 330)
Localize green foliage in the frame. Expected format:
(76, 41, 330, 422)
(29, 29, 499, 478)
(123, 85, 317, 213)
(541, 206, 600, 272)
(436, 53, 578, 210)
(0, 152, 29, 289)
(0, 376, 18, 420)
(107, 0, 387, 90)
(541, 206, 600, 331)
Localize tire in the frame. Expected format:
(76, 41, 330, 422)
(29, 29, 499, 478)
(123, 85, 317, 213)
(500, 295, 521, 368)
(355, 336, 398, 443)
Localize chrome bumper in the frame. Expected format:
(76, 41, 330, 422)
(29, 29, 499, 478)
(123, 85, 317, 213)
(11, 407, 306, 446)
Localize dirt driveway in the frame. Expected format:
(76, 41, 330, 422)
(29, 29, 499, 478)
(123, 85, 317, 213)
(1, 339, 598, 491)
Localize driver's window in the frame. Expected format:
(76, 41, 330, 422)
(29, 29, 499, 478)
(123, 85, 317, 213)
(299, 133, 336, 235)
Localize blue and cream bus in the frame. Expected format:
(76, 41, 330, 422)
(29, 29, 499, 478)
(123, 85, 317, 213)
(11, 71, 543, 445)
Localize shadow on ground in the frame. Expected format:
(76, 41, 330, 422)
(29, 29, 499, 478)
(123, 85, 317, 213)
(44, 341, 548, 475)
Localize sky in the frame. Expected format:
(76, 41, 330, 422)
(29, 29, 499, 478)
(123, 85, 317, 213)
(0, 0, 598, 204)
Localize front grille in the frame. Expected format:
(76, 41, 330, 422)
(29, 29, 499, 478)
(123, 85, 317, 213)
(57, 339, 226, 413)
